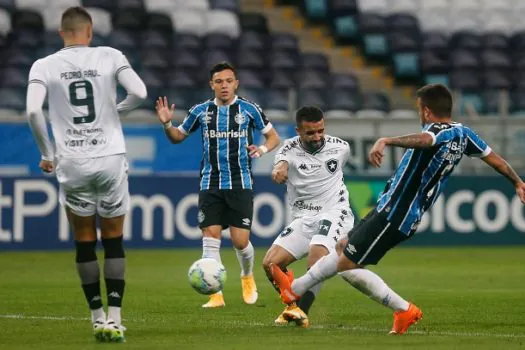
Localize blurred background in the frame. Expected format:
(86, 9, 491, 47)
(1, 0, 525, 250)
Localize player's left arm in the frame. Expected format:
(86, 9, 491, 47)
(114, 50, 147, 112)
(368, 133, 433, 167)
(26, 60, 54, 173)
(246, 102, 281, 158)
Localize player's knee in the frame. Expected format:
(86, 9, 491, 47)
(201, 226, 221, 239)
(231, 236, 249, 250)
(101, 235, 125, 259)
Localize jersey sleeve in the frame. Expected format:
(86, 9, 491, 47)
(273, 140, 294, 165)
(246, 101, 273, 134)
(464, 126, 492, 158)
(423, 123, 457, 146)
(177, 104, 203, 135)
(112, 49, 132, 78)
(28, 59, 47, 87)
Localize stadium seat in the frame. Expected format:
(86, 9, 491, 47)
(265, 88, 290, 111)
(141, 30, 170, 49)
(43, 8, 63, 30)
(361, 91, 390, 112)
(422, 32, 448, 53)
(358, 13, 388, 61)
(138, 69, 165, 89)
(271, 32, 299, 53)
(302, 0, 328, 22)
(171, 9, 206, 36)
(0, 0, 15, 12)
(147, 12, 172, 33)
(331, 73, 359, 90)
(116, 0, 144, 10)
(326, 88, 362, 112)
(177, 0, 209, 10)
(328, 0, 358, 44)
(236, 49, 266, 70)
(108, 29, 139, 50)
(210, 0, 239, 13)
(168, 69, 202, 88)
(172, 49, 201, 69)
(450, 50, 481, 70)
(1, 67, 29, 87)
(12, 29, 43, 48)
(11, 10, 44, 30)
(50, 0, 82, 8)
(0, 88, 25, 111)
(386, 13, 419, 33)
(203, 49, 234, 69)
(86, 7, 112, 36)
(482, 32, 509, 51)
(239, 12, 268, 34)
(481, 50, 511, 70)
(144, 0, 175, 12)
(358, 0, 388, 14)
(238, 87, 265, 108)
(420, 0, 449, 12)
(82, 0, 116, 13)
(449, 31, 483, 51)
(269, 51, 298, 71)
(15, 0, 47, 13)
(269, 70, 296, 88)
(450, 70, 483, 91)
(418, 10, 450, 32)
(204, 33, 235, 50)
(297, 69, 328, 89)
(237, 69, 265, 88)
(206, 10, 240, 38)
(388, 0, 419, 14)
(172, 33, 202, 50)
(484, 90, 507, 115)
(237, 31, 268, 51)
(91, 33, 107, 47)
(141, 49, 170, 70)
(482, 13, 512, 34)
(301, 53, 329, 72)
(298, 88, 327, 110)
(0, 8, 11, 36)
(113, 8, 146, 30)
(484, 70, 511, 90)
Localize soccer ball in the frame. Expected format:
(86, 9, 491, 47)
(187, 258, 227, 295)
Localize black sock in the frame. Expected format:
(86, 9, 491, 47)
(75, 240, 102, 310)
(297, 291, 316, 314)
(102, 236, 126, 307)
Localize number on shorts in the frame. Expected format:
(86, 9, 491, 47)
(69, 80, 96, 124)
(317, 220, 332, 236)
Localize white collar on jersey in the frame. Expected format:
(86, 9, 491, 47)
(214, 95, 238, 106)
(60, 45, 88, 51)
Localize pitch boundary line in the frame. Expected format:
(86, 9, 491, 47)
(1, 314, 524, 339)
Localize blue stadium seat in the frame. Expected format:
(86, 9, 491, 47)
(358, 13, 388, 61)
(386, 13, 419, 32)
(239, 12, 268, 34)
(389, 31, 421, 81)
(328, 0, 358, 44)
(303, 0, 328, 22)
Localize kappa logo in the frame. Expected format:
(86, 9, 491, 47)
(234, 113, 246, 124)
(280, 227, 293, 237)
(325, 158, 338, 174)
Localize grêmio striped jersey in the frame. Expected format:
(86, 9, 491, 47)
(376, 122, 491, 235)
(177, 95, 273, 191)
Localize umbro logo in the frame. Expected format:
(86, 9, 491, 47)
(242, 218, 251, 226)
(346, 244, 357, 255)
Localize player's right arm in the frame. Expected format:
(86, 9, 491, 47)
(155, 96, 193, 144)
(26, 59, 54, 173)
(113, 50, 147, 112)
(272, 160, 289, 184)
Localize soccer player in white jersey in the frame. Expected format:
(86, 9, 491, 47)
(262, 106, 355, 327)
(25, 7, 147, 342)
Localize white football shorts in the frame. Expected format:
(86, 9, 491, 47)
(56, 154, 130, 218)
(272, 206, 355, 259)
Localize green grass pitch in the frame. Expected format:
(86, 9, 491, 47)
(1, 247, 524, 349)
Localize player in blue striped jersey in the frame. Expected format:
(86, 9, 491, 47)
(155, 62, 281, 308)
(270, 84, 525, 334)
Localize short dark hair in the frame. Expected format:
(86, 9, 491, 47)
(209, 62, 236, 80)
(61, 7, 92, 32)
(295, 106, 324, 126)
(416, 84, 453, 118)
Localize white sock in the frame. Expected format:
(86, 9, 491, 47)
(307, 281, 323, 296)
(339, 269, 409, 312)
(108, 306, 121, 325)
(91, 307, 105, 323)
(202, 237, 222, 264)
(291, 249, 339, 296)
(235, 241, 254, 277)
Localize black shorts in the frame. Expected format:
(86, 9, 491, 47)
(198, 189, 254, 229)
(343, 208, 410, 265)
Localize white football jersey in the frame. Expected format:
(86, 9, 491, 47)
(274, 135, 352, 218)
(28, 46, 130, 159)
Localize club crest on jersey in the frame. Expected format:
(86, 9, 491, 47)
(234, 113, 246, 124)
(325, 158, 338, 174)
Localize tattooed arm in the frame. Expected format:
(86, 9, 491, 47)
(368, 133, 434, 167)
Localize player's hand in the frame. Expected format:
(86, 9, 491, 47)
(155, 96, 175, 124)
(39, 159, 54, 173)
(368, 138, 387, 167)
(272, 168, 288, 184)
(515, 182, 525, 204)
(247, 144, 265, 158)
